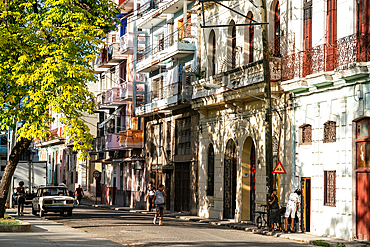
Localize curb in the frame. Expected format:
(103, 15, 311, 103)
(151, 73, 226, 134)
(82, 201, 369, 247)
(0, 221, 31, 232)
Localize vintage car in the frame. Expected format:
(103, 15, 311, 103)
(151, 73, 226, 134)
(31, 186, 74, 217)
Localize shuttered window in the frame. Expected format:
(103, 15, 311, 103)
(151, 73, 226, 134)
(324, 170, 336, 206)
(303, 0, 312, 50)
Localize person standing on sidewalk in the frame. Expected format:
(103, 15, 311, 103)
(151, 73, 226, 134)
(152, 184, 166, 226)
(268, 189, 281, 232)
(16, 181, 26, 216)
(74, 185, 84, 205)
(284, 189, 301, 233)
(147, 183, 156, 211)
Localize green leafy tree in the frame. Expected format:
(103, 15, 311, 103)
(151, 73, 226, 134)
(0, 0, 120, 218)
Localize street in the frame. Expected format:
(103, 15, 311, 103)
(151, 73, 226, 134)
(17, 205, 309, 247)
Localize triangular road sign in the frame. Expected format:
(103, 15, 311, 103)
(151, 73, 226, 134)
(272, 161, 287, 174)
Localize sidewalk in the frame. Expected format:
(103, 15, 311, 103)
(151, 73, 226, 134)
(81, 197, 369, 247)
(1, 208, 123, 247)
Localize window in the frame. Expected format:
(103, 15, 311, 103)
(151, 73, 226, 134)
(274, 1, 280, 56)
(324, 170, 336, 206)
(207, 144, 215, 196)
(212, 32, 216, 76)
(248, 14, 254, 63)
(326, 0, 337, 44)
(326, 0, 337, 71)
(356, 118, 370, 168)
(303, 0, 312, 51)
(300, 124, 312, 144)
(358, 0, 370, 35)
(323, 121, 336, 143)
(175, 117, 191, 155)
(231, 26, 236, 69)
(208, 30, 216, 76)
(157, 33, 164, 52)
(152, 77, 163, 99)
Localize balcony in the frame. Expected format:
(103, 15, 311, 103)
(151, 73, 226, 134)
(136, 30, 196, 73)
(191, 59, 282, 108)
(119, 81, 145, 101)
(137, 0, 189, 28)
(281, 33, 370, 91)
(93, 43, 127, 73)
(105, 133, 123, 150)
(120, 32, 146, 55)
(106, 87, 121, 106)
(119, 130, 144, 149)
(136, 72, 192, 116)
(96, 136, 106, 152)
(95, 92, 106, 111)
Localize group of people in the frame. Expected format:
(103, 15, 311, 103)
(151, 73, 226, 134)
(268, 188, 301, 233)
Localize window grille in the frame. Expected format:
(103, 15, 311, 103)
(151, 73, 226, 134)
(324, 170, 336, 206)
(301, 124, 312, 144)
(323, 121, 336, 143)
(175, 117, 191, 155)
(207, 144, 215, 196)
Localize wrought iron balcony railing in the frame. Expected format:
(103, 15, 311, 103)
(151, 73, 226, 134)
(281, 33, 370, 81)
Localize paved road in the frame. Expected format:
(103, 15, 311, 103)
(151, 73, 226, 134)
(2, 207, 122, 247)
(21, 205, 310, 247)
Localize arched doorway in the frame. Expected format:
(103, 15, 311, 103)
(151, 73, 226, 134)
(241, 137, 256, 221)
(224, 139, 237, 219)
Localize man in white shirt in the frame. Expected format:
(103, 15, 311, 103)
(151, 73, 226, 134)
(284, 189, 301, 233)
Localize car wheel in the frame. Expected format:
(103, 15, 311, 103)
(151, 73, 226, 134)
(31, 205, 36, 215)
(39, 207, 44, 217)
(67, 210, 72, 216)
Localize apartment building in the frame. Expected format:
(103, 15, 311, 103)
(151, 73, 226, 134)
(280, 0, 370, 241)
(133, 0, 198, 213)
(191, 0, 292, 222)
(92, 0, 146, 208)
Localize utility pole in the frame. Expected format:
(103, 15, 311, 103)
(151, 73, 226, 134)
(261, 0, 273, 197)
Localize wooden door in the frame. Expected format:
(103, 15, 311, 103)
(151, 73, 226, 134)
(301, 178, 311, 232)
(224, 140, 236, 219)
(356, 172, 370, 240)
(250, 143, 256, 221)
(175, 162, 190, 212)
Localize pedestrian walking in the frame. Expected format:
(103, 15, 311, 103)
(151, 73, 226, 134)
(147, 183, 156, 211)
(74, 185, 84, 205)
(16, 181, 26, 216)
(152, 184, 166, 226)
(284, 189, 301, 233)
(268, 189, 281, 232)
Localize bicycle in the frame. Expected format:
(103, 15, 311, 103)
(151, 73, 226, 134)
(255, 204, 269, 229)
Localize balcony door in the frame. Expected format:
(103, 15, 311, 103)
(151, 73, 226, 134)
(303, 0, 312, 77)
(356, 118, 370, 241)
(357, 0, 370, 62)
(326, 0, 337, 71)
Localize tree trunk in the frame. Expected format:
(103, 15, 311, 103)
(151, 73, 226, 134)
(0, 137, 32, 218)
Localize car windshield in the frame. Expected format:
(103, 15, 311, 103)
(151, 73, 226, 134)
(42, 188, 68, 196)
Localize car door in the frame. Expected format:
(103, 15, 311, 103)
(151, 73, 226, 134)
(32, 189, 41, 210)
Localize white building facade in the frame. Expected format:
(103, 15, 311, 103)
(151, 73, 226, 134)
(281, 0, 370, 241)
